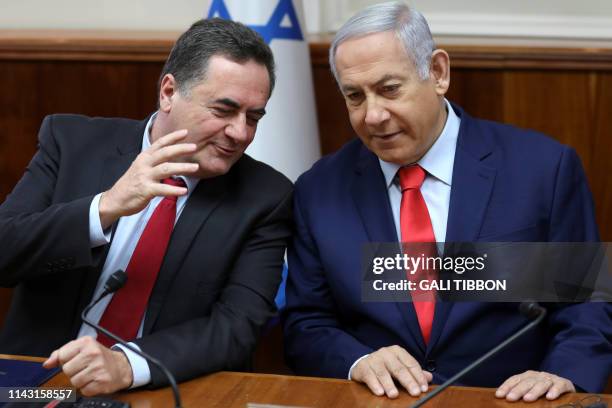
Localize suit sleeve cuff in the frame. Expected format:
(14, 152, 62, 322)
(89, 193, 111, 248)
(113, 342, 151, 389)
(348, 354, 369, 380)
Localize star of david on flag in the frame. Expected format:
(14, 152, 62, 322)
(208, 0, 304, 44)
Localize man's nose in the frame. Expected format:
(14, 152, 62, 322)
(364, 98, 390, 126)
(226, 115, 249, 142)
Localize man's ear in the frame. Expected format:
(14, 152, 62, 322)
(159, 74, 178, 113)
(430, 49, 450, 96)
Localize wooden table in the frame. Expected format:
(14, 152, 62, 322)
(45, 370, 612, 407)
(4, 355, 610, 407)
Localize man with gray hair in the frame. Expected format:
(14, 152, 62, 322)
(0, 18, 292, 396)
(283, 1, 610, 403)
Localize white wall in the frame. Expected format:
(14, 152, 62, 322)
(1, 0, 612, 41)
(332, 0, 612, 40)
(0, 0, 210, 30)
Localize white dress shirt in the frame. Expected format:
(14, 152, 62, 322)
(78, 113, 199, 387)
(348, 99, 461, 379)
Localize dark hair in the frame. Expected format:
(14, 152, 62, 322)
(159, 18, 275, 97)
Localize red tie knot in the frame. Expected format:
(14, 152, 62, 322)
(399, 165, 426, 191)
(162, 177, 186, 188)
(162, 178, 186, 202)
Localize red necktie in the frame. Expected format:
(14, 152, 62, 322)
(399, 165, 437, 344)
(97, 178, 185, 347)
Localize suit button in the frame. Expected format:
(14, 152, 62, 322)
(425, 359, 436, 372)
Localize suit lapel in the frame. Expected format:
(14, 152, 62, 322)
(143, 172, 229, 334)
(446, 137, 496, 242)
(351, 146, 427, 353)
(351, 146, 397, 244)
(427, 107, 497, 352)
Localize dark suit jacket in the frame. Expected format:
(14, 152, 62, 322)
(0, 114, 293, 387)
(282, 104, 611, 392)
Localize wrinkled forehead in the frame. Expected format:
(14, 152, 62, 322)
(189, 56, 271, 108)
(336, 32, 412, 65)
(335, 32, 417, 84)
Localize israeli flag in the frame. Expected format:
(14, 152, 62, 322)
(206, 0, 321, 183)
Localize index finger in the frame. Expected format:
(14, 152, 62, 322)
(55, 339, 85, 366)
(150, 129, 189, 150)
(149, 143, 198, 167)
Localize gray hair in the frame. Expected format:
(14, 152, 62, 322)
(329, 1, 435, 83)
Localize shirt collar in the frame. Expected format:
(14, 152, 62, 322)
(143, 112, 199, 193)
(379, 99, 460, 188)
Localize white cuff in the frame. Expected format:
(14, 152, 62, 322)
(348, 354, 370, 380)
(113, 342, 151, 389)
(89, 193, 111, 248)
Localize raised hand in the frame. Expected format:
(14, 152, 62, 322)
(98, 129, 199, 229)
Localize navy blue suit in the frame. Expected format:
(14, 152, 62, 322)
(282, 104, 611, 392)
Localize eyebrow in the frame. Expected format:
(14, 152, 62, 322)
(212, 98, 266, 116)
(375, 74, 403, 86)
(341, 85, 360, 94)
(341, 74, 404, 94)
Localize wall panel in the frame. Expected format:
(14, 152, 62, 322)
(1, 32, 612, 334)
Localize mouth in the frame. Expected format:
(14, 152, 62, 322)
(372, 131, 402, 141)
(214, 144, 237, 156)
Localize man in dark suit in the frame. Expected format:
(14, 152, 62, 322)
(282, 1, 610, 403)
(0, 19, 292, 396)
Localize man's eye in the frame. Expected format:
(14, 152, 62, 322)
(213, 107, 231, 116)
(382, 84, 400, 94)
(346, 92, 363, 102)
(247, 115, 262, 126)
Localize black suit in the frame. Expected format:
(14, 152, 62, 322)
(0, 114, 293, 386)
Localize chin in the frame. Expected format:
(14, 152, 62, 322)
(204, 163, 235, 178)
(374, 151, 406, 165)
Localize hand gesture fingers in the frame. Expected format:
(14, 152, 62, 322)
(152, 161, 199, 182)
(148, 128, 189, 151)
(99, 129, 200, 228)
(146, 141, 197, 167)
